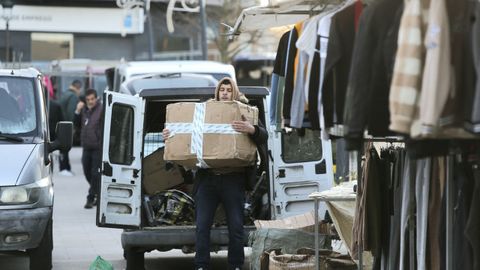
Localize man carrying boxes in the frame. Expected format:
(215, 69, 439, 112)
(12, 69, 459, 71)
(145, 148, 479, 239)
(163, 77, 268, 270)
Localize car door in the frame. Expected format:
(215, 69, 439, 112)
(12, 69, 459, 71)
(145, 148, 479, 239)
(97, 91, 144, 228)
(269, 128, 334, 219)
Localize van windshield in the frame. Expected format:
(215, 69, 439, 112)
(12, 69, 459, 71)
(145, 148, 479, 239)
(0, 77, 37, 135)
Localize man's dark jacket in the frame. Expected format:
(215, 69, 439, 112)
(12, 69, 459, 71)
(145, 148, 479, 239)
(246, 121, 268, 191)
(74, 102, 103, 150)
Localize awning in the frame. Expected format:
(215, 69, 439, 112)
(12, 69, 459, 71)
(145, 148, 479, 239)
(229, 0, 336, 34)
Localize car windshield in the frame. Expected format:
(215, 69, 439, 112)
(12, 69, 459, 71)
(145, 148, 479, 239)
(0, 77, 37, 134)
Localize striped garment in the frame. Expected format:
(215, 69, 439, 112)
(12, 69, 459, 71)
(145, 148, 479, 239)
(388, 0, 430, 134)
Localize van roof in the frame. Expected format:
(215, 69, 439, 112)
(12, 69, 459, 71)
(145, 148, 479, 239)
(119, 61, 236, 79)
(139, 86, 269, 99)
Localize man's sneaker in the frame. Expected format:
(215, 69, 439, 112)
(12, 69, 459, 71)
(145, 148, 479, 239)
(84, 200, 94, 209)
(59, 170, 74, 177)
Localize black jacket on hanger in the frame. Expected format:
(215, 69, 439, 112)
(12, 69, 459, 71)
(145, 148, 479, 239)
(282, 26, 299, 125)
(463, 0, 480, 132)
(343, 0, 403, 150)
(321, 3, 356, 129)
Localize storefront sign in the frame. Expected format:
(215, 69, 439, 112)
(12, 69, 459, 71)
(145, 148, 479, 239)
(0, 5, 144, 34)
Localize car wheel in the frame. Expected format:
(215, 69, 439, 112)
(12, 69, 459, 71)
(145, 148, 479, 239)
(125, 247, 145, 270)
(28, 218, 53, 270)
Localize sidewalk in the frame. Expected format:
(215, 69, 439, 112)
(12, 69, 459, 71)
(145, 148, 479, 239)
(52, 147, 125, 270)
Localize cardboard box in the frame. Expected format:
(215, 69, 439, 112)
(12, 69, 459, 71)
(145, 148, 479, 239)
(164, 100, 258, 169)
(143, 148, 184, 195)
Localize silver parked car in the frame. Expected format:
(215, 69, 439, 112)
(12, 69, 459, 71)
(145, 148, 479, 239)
(0, 68, 72, 270)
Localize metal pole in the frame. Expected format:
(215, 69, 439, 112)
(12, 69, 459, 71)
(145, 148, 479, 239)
(199, 0, 208, 60)
(446, 155, 454, 270)
(146, 8, 154, 60)
(314, 198, 319, 270)
(5, 19, 10, 62)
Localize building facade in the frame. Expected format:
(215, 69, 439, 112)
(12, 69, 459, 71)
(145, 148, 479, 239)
(0, 0, 224, 62)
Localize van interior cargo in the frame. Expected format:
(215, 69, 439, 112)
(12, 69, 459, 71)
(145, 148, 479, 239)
(140, 96, 271, 228)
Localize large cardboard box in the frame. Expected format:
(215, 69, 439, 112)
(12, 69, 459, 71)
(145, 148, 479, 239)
(164, 100, 258, 169)
(143, 148, 184, 195)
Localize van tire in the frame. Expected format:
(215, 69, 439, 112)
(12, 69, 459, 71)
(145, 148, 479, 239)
(28, 218, 53, 270)
(125, 248, 145, 270)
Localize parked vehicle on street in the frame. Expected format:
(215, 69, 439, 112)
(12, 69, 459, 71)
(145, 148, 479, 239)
(97, 71, 334, 269)
(0, 68, 73, 270)
(109, 60, 236, 92)
(118, 72, 218, 95)
(232, 52, 275, 87)
(49, 58, 120, 99)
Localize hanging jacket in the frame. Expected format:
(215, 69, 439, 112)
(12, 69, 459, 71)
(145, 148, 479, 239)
(412, 0, 452, 137)
(282, 23, 302, 125)
(343, 0, 404, 150)
(388, 0, 430, 134)
(322, 3, 357, 130)
(464, 1, 480, 132)
(270, 31, 290, 125)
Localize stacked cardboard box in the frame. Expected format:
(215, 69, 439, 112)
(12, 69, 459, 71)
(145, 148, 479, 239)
(143, 148, 184, 195)
(164, 100, 258, 169)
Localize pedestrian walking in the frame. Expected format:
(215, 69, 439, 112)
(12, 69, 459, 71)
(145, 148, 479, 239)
(74, 89, 103, 209)
(59, 79, 82, 176)
(163, 77, 268, 270)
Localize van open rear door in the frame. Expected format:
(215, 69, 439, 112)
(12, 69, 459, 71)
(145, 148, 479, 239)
(97, 91, 144, 228)
(269, 128, 334, 219)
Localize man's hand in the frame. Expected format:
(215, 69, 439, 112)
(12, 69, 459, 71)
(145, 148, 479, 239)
(162, 128, 170, 141)
(75, 101, 85, 114)
(232, 115, 255, 135)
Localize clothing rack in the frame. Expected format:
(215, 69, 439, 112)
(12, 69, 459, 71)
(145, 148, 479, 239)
(348, 137, 406, 270)
(348, 138, 460, 270)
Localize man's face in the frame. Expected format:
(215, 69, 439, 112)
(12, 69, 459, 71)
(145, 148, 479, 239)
(218, 83, 233, 101)
(85, 94, 97, 109)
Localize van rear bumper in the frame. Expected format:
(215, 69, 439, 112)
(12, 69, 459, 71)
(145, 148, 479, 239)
(121, 225, 255, 251)
(0, 207, 52, 251)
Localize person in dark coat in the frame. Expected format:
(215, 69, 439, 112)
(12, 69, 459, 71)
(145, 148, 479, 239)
(58, 80, 82, 176)
(74, 89, 103, 209)
(163, 78, 268, 270)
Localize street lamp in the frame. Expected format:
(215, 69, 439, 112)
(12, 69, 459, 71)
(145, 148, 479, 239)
(1, 0, 14, 62)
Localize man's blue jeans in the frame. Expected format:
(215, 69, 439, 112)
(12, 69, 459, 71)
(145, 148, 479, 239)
(194, 170, 245, 269)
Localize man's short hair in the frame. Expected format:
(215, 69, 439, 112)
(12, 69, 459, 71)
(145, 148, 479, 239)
(72, 80, 82, 88)
(85, 88, 97, 98)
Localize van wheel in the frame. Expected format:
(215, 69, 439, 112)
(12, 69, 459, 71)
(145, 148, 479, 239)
(125, 248, 145, 270)
(28, 218, 53, 270)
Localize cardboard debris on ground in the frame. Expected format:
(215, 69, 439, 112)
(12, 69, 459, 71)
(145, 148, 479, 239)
(254, 211, 331, 233)
(164, 100, 258, 169)
(143, 147, 184, 195)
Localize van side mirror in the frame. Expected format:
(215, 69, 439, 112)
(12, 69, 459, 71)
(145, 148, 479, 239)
(49, 121, 73, 153)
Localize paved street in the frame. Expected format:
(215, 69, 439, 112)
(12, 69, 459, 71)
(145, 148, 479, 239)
(0, 147, 251, 270)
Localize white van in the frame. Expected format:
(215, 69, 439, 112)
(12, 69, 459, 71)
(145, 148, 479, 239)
(110, 61, 236, 92)
(97, 74, 334, 269)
